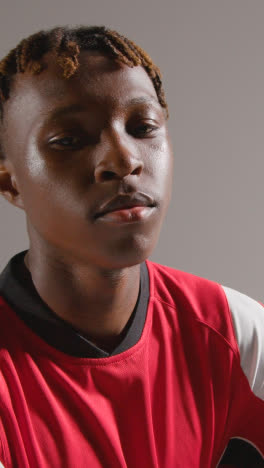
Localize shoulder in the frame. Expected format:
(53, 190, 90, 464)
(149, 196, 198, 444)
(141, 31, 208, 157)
(146, 260, 238, 350)
(146, 260, 223, 302)
(147, 261, 264, 390)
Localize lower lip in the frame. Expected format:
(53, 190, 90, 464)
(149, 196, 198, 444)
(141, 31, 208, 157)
(95, 206, 155, 224)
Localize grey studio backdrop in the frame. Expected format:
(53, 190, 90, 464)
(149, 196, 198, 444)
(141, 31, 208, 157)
(0, 0, 263, 300)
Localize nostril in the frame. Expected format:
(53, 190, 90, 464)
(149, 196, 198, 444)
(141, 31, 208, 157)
(132, 167, 141, 175)
(102, 171, 116, 181)
(96, 162, 143, 182)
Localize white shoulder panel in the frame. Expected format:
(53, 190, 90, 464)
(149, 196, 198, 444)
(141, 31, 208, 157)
(222, 285, 264, 401)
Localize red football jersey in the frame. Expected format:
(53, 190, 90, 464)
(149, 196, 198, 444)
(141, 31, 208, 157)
(0, 260, 263, 467)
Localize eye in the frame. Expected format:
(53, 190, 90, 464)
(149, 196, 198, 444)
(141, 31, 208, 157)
(130, 121, 160, 138)
(48, 136, 83, 149)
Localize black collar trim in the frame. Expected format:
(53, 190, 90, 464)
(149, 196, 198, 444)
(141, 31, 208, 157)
(0, 251, 150, 358)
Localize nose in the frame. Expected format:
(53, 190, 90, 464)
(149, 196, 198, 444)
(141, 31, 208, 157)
(94, 128, 143, 183)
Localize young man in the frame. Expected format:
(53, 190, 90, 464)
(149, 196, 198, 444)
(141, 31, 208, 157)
(0, 26, 263, 468)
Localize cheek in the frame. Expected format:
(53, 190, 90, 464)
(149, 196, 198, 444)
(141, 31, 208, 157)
(15, 153, 81, 232)
(149, 139, 174, 195)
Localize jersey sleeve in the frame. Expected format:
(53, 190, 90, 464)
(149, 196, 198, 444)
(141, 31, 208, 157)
(218, 285, 264, 466)
(222, 286, 264, 400)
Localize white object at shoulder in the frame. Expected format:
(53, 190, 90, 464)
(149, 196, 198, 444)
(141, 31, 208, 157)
(222, 285, 264, 401)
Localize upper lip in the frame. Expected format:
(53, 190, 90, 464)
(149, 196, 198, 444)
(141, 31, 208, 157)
(94, 193, 156, 219)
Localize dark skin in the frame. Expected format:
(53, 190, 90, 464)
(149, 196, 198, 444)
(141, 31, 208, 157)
(0, 51, 174, 351)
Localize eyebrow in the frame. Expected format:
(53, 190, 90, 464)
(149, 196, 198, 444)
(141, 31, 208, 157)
(44, 96, 160, 122)
(125, 96, 160, 107)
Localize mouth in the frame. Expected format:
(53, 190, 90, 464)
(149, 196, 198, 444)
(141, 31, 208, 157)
(93, 193, 156, 224)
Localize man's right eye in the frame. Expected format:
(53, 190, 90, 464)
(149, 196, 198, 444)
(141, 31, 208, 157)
(49, 136, 82, 148)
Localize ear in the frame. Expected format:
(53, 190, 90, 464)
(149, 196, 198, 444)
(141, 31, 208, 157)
(0, 158, 25, 210)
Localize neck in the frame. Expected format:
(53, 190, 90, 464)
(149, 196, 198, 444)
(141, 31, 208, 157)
(24, 247, 141, 350)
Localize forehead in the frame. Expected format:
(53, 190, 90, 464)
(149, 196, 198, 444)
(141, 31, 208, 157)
(4, 51, 160, 124)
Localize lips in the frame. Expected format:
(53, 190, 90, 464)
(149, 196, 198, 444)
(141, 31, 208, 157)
(94, 193, 156, 219)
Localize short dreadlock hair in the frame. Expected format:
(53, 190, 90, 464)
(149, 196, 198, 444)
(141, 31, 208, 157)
(0, 25, 168, 123)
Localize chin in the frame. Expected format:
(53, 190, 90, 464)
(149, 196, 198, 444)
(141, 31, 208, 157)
(99, 235, 158, 270)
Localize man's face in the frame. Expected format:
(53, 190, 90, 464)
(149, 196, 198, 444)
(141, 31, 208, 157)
(1, 51, 174, 269)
